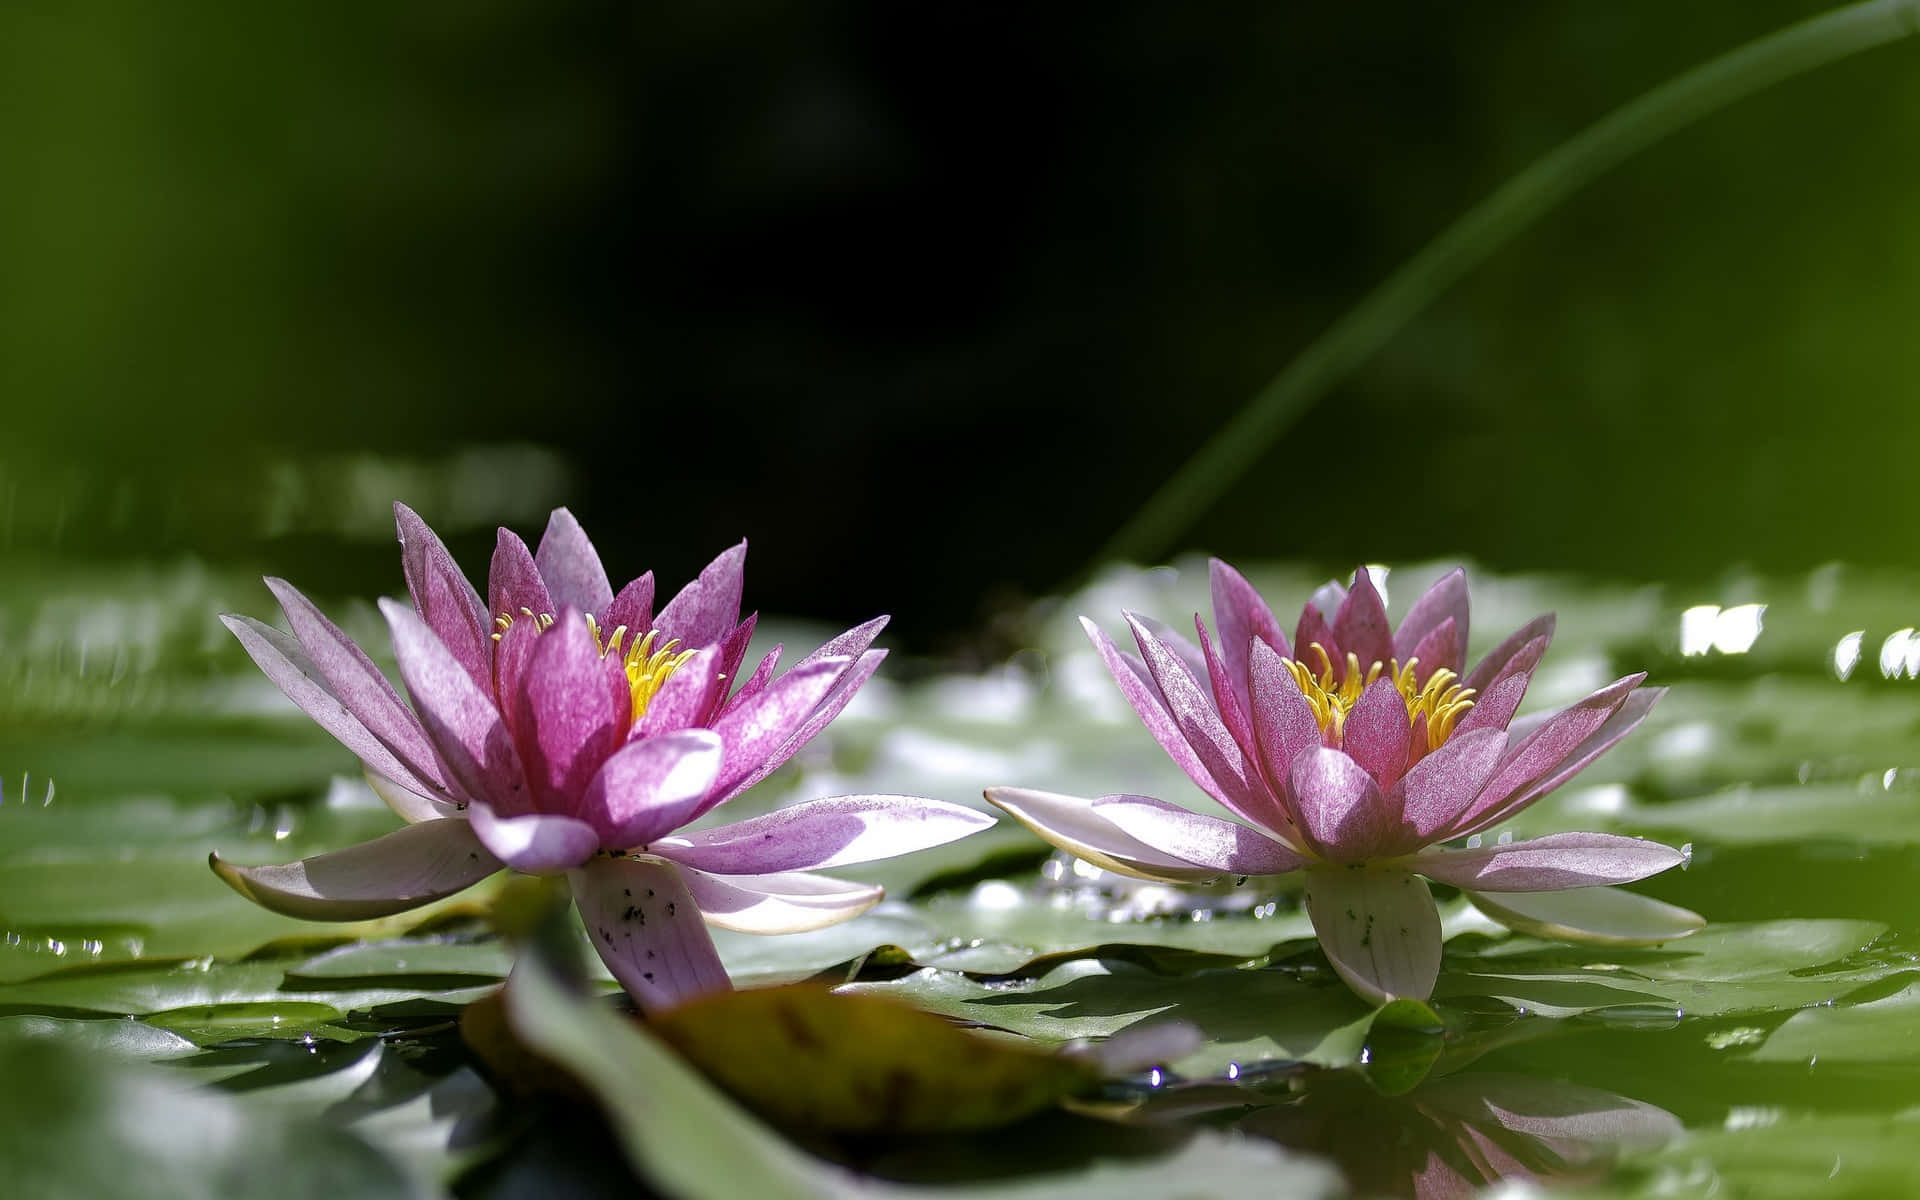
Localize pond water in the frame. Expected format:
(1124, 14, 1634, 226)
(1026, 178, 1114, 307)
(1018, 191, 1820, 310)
(4, 555, 1919, 1196)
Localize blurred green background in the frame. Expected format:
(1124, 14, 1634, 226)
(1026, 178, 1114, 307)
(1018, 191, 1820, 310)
(1, 1, 1916, 642)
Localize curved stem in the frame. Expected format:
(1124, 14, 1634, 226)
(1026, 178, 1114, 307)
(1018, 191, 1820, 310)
(1098, 0, 1920, 567)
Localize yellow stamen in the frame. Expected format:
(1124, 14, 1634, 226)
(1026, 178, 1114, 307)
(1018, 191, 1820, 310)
(493, 609, 697, 724)
(1279, 643, 1476, 752)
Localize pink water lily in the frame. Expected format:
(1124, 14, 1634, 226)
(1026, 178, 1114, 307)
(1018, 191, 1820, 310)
(987, 563, 1700, 1005)
(213, 502, 993, 1012)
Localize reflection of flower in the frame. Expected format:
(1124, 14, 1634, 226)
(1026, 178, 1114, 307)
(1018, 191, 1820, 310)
(1240, 1070, 1682, 1199)
(213, 503, 991, 1011)
(989, 564, 1701, 1004)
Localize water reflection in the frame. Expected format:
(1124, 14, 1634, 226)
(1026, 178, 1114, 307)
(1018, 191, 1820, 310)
(1833, 631, 1864, 681)
(1155, 1070, 1680, 1199)
(1680, 603, 1765, 656)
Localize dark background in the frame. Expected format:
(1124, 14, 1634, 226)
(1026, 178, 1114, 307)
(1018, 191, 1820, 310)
(3, 2, 1917, 651)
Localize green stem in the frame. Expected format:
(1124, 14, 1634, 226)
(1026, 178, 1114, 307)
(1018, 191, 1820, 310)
(1097, 0, 1920, 568)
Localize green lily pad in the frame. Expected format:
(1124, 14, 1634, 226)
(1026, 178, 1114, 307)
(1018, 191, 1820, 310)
(0, 1037, 421, 1200)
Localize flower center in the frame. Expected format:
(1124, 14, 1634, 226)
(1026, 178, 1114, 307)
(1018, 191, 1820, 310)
(493, 609, 697, 723)
(1279, 643, 1476, 752)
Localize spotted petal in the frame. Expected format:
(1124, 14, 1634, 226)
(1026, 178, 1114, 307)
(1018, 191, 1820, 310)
(210, 818, 501, 920)
(1304, 865, 1442, 1004)
(653, 794, 994, 875)
(984, 787, 1232, 884)
(571, 855, 730, 1014)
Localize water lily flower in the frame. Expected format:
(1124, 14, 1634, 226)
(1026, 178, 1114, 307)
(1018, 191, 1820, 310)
(987, 564, 1700, 1005)
(213, 503, 993, 1012)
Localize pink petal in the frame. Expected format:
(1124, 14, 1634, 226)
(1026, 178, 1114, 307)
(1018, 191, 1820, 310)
(1208, 557, 1290, 713)
(583, 729, 725, 850)
(635, 647, 728, 737)
(1403, 617, 1460, 687)
(1389, 726, 1507, 842)
(1082, 617, 1225, 806)
(1288, 747, 1394, 860)
(488, 528, 552, 635)
(1393, 568, 1469, 670)
(653, 794, 994, 875)
(1194, 616, 1293, 834)
(210, 818, 501, 920)
(1091, 796, 1306, 876)
(395, 502, 491, 695)
(380, 598, 527, 814)
(1331, 568, 1393, 671)
(706, 655, 855, 801)
(264, 579, 451, 797)
(655, 541, 747, 650)
(1304, 865, 1442, 1004)
(1455, 687, 1665, 838)
(490, 617, 542, 731)
(983, 787, 1233, 883)
(708, 649, 885, 808)
(510, 608, 631, 815)
(534, 507, 614, 618)
(1194, 615, 1255, 758)
(1125, 612, 1264, 820)
(714, 613, 760, 698)
(674, 865, 882, 934)
(603, 571, 657, 640)
(719, 642, 784, 718)
(1464, 614, 1556, 695)
(1130, 612, 1210, 689)
(570, 855, 731, 1014)
(470, 802, 601, 873)
(1342, 676, 1413, 790)
(793, 614, 888, 671)
(1416, 832, 1686, 892)
(1293, 603, 1339, 674)
(1452, 662, 1536, 739)
(1443, 674, 1644, 839)
(222, 613, 441, 800)
(1248, 638, 1325, 816)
